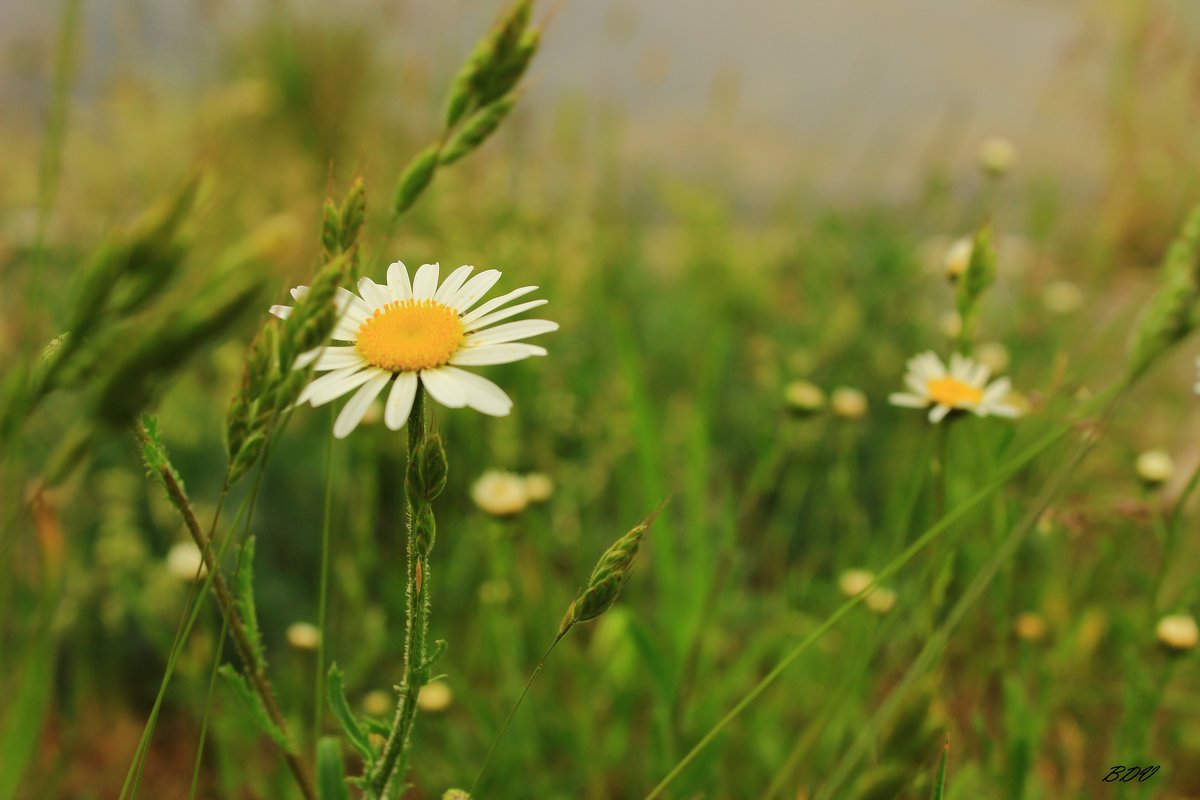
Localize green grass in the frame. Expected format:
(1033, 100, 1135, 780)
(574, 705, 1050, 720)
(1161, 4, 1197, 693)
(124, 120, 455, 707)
(3, 2, 1200, 799)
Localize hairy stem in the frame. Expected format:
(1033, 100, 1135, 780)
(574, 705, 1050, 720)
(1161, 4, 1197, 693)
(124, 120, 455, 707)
(371, 388, 431, 798)
(157, 465, 316, 800)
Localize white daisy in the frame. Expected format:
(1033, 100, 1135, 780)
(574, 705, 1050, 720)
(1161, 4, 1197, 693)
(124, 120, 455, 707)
(888, 351, 1021, 423)
(269, 261, 556, 438)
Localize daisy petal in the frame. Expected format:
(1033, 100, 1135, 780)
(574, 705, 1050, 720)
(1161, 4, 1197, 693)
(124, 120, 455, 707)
(305, 367, 384, 408)
(435, 265, 474, 304)
(295, 346, 364, 372)
(336, 288, 372, 326)
(384, 372, 419, 430)
(451, 270, 502, 312)
(290, 286, 310, 301)
(904, 374, 930, 396)
(412, 263, 440, 300)
(387, 261, 413, 301)
(888, 392, 928, 409)
(333, 372, 391, 439)
(461, 285, 539, 325)
(436, 367, 512, 416)
(929, 404, 953, 423)
(982, 377, 1012, 403)
(331, 317, 360, 341)
(466, 299, 549, 333)
(450, 343, 548, 366)
(467, 319, 559, 346)
(358, 277, 392, 311)
(420, 367, 467, 408)
(296, 366, 359, 405)
(269, 304, 292, 320)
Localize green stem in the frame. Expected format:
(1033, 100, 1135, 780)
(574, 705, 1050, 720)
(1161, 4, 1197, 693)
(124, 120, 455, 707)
(642, 387, 1117, 800)
(819, 417, 1100, 798)
(25, 0, 81, 348)
(315, 413, 336, 752)
(188, 489, 232, 800)
(470, 633, 565, 795)
(155, 464, 317, 800)
(932, 421, 948, 522)
(371, 388, 430, 798)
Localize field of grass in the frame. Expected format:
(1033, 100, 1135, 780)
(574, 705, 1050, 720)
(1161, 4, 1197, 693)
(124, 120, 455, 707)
(3, 2, 1200, 799)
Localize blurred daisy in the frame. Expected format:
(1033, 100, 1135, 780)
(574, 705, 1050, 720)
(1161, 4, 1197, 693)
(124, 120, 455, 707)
(470, 470, 529, 516)
(943, 237, 973, 281)
(166, 541, 206, 582)
(831, 386, 868, 420)
(979, 136, 1017, 176)
(1156, 613, 1198, 652)
(1135, 449, 1174, 487)
(864, 586, 896, 615)
(417, 680, 454, 713)
(889, 351, 1021, 423)
(523, 472, 555, 503)
(270, 262, 556, 438)
(286, 622, 321, 651)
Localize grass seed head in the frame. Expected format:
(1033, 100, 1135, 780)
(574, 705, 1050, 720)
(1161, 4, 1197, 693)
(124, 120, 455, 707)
(1127, 205, 1200, 379)
(393, 144, 440, 216)
(1135, 449, 1175, 487)
(559, 504, 663, 636)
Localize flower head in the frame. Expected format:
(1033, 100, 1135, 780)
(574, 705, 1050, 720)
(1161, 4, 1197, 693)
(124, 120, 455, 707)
(837, 569, 875, 598)
(1135, 449, 1175, 487)
(1156, 613, 1198, 652)
(889, 351, 1021, 423)
(166, 542, 206, 582)
(286, 622, 321, 650)
(831, 386, 868, 420)
(470, 469, 530, 517)
(943, 237, 973, 281)
(270, 262, 556, 438)
(783, 379, 826, 413)
(979, 136, 1017, 176)
(523, 472, 555, 503)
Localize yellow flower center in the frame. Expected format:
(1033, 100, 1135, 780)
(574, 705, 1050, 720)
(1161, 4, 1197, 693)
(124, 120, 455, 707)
(355, 299, 464, 372)
(927, 377, 984, 408)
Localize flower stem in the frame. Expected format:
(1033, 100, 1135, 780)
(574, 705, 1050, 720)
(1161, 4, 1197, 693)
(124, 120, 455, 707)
(370, 387, 432, 798)
(157, 464, 316, 800)
(315, 411, 335, 753)
(470, 633, 565, 795)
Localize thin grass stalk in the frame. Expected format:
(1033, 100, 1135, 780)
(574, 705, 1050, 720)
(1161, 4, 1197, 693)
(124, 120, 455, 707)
(153, 463, 317, 800)
(315, 411, 336, 752)
(120, 483, 255, 800)
(188, 568, 232, 800)
(470, 634, 565, 795)
(642, 386, 1117, 800)
(817, 408, 1104, 798)
(25, 0, 81, 348)
(189, 515, 259, 799)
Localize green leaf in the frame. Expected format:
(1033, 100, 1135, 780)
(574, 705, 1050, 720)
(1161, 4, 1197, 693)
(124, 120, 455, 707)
(0, 632, 55, 800)
(218, 665, 293, 753)
(327, 664, 374, 762)
(316, 737, 351, 800)
(931, 740, 949, 800)
(233, 537, 265, 665)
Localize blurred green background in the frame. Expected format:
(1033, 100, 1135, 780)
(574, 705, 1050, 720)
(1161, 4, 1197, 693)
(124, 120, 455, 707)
(3, 1, 1200, 798)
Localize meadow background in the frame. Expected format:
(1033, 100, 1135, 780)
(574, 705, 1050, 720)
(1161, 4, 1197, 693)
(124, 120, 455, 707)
(3, 0, 1200, 798)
